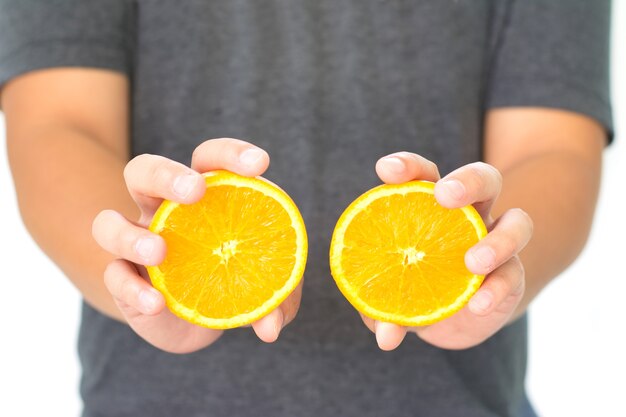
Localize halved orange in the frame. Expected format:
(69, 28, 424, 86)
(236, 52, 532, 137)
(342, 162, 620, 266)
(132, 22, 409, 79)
(147, 170, 307, 329)
(329, 181, 487, 326)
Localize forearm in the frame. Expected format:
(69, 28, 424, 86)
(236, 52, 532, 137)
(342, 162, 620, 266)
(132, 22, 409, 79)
(493, 151, 602, 319)
(8, 125, 138, 321)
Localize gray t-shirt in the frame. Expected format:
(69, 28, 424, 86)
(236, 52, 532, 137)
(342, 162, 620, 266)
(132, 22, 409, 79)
(0, 1, 612, 416)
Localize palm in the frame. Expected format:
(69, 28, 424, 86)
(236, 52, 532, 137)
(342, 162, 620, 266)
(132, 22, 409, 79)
(113, 263, 224, 354)
(414, 282, 523, 350)
(413, 215, 525, 349)
(114, 263, 302, 353)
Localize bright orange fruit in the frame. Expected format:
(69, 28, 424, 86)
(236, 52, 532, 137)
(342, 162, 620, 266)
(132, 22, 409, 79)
(329, 181, 487, 326)
(147, 170, 308, 329)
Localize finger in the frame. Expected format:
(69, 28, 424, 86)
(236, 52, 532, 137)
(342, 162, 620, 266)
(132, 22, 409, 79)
(468, 257, 525, 316)
(105, 260, 224, 354)
(251, 279, 303, 342)
(375, 152, 440, 184)
(465, 208, 533, 275)
(104, 259, 166, 316)
(93, 210, 166, 266)
(434, 162, 502, 217)
(375, 321, 407, 351)
(191, 138, 270, 177)
(359, 313, 376, 333)
(280, 280, 303, 327)
(124, 154, 206, 223)
(361, 314, 408, 351)
(252, 308, 284, 343)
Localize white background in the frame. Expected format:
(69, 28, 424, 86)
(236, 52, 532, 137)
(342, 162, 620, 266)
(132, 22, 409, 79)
(1, 3, 624, 416)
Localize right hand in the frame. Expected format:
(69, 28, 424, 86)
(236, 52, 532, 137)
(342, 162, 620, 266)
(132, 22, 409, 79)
(92, 138, 302, 353)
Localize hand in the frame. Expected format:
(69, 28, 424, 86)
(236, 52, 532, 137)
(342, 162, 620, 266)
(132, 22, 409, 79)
(92, 138, 302, 353)
(359, 152, 533, 351)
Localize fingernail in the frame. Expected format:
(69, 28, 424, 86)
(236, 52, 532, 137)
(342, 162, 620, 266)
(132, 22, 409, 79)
(135, 237, 155, 260)
(441, 179, 465, 200)
(471, 246, 496, 270)
(382, 156, 405, 174)
(173, 174, 197, 198)
(139, 289, 159, 313)
(469, 290, 493, 313)
(239, 148, 265, 167)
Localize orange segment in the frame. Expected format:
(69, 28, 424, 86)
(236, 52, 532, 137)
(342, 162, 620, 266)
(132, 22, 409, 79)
(329, 181, 487, 326)
(147, 170, 307, 329)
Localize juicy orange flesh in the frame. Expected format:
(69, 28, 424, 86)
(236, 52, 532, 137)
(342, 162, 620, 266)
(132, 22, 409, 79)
(156, 184, 297, 319)
(341, 192, 479, 317)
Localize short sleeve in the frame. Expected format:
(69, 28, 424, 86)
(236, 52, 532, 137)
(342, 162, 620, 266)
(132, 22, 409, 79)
(0, 0, 134, 89)
(486, 0, 613, 143)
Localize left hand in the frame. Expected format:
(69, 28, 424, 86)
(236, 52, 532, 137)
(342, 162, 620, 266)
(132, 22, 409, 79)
(359, 152, 533, 351)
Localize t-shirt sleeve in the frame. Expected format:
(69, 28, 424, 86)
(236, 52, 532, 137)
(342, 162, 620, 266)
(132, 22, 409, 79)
(486, 0, 613, 142)
(0, 0, 134, 89)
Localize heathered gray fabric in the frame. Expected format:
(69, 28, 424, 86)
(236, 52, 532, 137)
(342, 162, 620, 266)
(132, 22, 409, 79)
(0, 1, 612, 416)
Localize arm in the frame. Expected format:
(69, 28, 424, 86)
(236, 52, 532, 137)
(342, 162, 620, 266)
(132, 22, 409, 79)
(2, 68, 298, 353)
(2, 68, 135, 320)
(485, 107, 605, 318)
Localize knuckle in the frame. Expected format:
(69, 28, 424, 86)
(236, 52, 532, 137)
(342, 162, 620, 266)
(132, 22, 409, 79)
(196, 138, 233, 158)
(289, 306, 300, 323)
(192, 138, 251, 168)
(411, 154, 438, 174)
(149, 157, 175, 188)
(473, 161, 491, 171)
(283, 307, 298, 326)
(126, 154, 176, 192)
(103, 261, 116, 284)
(118, 275, 138, 303)
(429, 161, 440, 177)
(473, 162, 502, 187)
(476, 161, 500, 176)
(514, 208, 534, 232)
(93, 210, 123, 250)
(494, 257, 525, 295)
(219, 137, 247, 147)
(510, 258, 526, 295)
(105, 262, 140, 304)
(513, 257, 525, 277)
(497, 234, 518, 257)
(503, 208, 533, 249)
(91, 210, 108, 238)
(114, 223, 139, 257)
(488, 163, 503, 182)
(399, 151, 415, 160)
(466, 164, 488, 189)
(488, 261, 521, 297)
(124, 154, 152, 182)
(103, 260, 125, 296)
(191, 141, 209, 163)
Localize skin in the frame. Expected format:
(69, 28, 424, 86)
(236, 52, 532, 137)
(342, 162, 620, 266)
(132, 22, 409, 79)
(2, 68, 605, 352)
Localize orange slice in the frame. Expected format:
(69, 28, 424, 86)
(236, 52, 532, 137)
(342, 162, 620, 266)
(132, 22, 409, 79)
(329, 181, 487, 326)
(147, 170, 307, 329)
